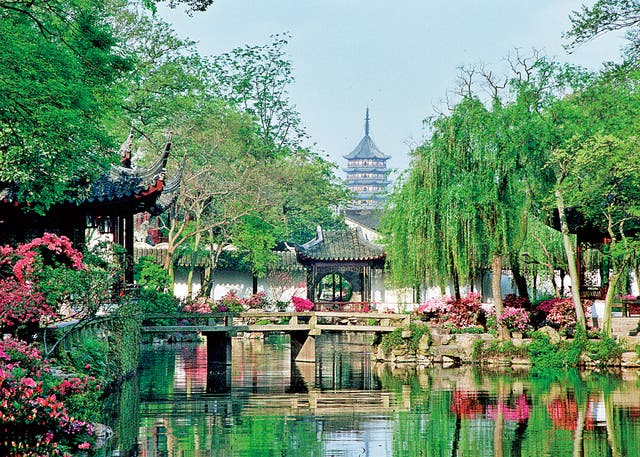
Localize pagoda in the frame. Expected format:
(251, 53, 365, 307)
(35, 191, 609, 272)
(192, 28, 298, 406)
(343, 109, 390, 209)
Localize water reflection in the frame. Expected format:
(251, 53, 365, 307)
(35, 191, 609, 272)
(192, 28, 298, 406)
(102, 333, 640, 457)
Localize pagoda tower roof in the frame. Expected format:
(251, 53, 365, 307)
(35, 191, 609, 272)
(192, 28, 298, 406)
(343, 108, 390, 160)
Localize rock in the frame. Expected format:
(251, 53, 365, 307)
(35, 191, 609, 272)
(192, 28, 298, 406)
(92, 424, 113, 449)
(417, 334, 431, 353)
(538, 326, 561, 344)
(621, 351, 640, 368)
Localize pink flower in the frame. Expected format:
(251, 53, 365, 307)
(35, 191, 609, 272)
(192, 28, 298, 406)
(20, 377, 37, 388)
(78, 442, 91, 450)
(291, 296, 315, 312)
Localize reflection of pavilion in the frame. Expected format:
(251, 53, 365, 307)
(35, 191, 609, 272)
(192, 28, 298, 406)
(296, 226, 385, 311)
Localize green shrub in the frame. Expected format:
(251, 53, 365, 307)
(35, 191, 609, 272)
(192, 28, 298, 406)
(446, 324, 485, 334)
(585, 334, 626, 365)
(380, 323, 431, 355)
(134, 256, 171, 292)
(138, 288, 181, 315)
(528, 331, 584, 368)
(472, 339, 528, 360)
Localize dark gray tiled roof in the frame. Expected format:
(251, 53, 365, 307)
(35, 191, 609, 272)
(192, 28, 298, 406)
(296, 226, 385, 262)
(343, 135, 390, 160)
(0, 137, 174, 211)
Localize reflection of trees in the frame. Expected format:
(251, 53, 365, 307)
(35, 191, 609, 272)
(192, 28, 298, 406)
(102, 374, 141, 455)
(110, 341, 640, 456)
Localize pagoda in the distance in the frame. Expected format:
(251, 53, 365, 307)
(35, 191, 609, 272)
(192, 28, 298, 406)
(343, 109, 390, 209)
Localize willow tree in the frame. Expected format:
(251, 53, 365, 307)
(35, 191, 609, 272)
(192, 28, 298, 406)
(539, 64, 640, 335)
(383, 57, 567, 338)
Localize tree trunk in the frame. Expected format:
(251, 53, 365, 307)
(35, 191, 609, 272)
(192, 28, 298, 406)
(450, 252, 461, 300)
(186, 231, 202, 299)
(602, 253, 630, 336)
(532, 232, 560, 298)
(634, 256, 640, 296)
(555, 189, 586, 332)
(510, 252, 529, 301)
(492, 253, 509, 340)
(202, 241, 224, 298)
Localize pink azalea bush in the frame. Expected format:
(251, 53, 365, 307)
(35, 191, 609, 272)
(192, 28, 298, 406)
(183, 291, 274, 313)
(0, 234, 89, 337)
(417, 292, 485, 329)
(0, 336, 96, 456)
(498, 307, 531, 332)
(535, 298, 592, 329)
(448, 292, 484, 328)
(182, 297, 214, 313)
(503, 294, 530, 309)
(417, 297, 449, 321)
(292, 296, 315, 312)
(0, 235, 112, 455)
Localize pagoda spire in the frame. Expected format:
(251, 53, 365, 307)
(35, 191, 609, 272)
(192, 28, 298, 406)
(365, 108, 370, 137)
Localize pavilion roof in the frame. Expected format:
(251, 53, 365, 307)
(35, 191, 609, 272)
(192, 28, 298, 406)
(296, 226, 385, 263)
(0, 135, 178, 214)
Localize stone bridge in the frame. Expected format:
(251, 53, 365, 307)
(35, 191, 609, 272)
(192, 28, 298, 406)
(142, 311, 413, 364)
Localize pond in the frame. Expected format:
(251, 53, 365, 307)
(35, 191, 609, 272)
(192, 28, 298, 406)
(100, 333, 640, 456)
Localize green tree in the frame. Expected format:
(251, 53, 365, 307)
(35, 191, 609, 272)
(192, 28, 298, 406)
(383, 58, 557, 337)
(211, 33, 307, 155)
(107, 0, 212, 143)
(0, 0, 129, 213)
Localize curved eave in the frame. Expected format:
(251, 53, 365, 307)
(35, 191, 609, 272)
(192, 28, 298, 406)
(138, 136, 172, 182)
(344, 167, 390, 173)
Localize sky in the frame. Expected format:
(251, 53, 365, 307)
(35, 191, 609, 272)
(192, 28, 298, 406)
(158, 0, 626, 181)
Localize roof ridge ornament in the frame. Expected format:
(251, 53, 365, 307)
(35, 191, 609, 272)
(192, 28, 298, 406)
(365, 107, 370, 137)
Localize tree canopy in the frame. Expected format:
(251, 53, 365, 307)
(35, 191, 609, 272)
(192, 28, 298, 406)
(0, 0, 130, 213)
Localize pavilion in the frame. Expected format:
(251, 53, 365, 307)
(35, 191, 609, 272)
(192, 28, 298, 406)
(295, 226, 386, 311)
(0, 133, 180, 283)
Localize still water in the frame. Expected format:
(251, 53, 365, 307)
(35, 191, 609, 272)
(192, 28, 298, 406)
(102, 333, 640, 457)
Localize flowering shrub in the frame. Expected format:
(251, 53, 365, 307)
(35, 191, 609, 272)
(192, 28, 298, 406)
(503, 294, 530, 309)
(418, 297, 448, 321)
(417, 292, 484, 328)
(498, 307, 531, 332)
(243, 291, 271, 309)
(182, 297, 213, 313)
(214, 290, 245, 312)
(183, 291, 277, 314)
(535, 298, 592, 329)
(292, 296, 315, 312)
(0, 336, 96, 456)
(0, 279, 52, 336)
(0, 233, 103, 338)
(448, 292, 484, 328)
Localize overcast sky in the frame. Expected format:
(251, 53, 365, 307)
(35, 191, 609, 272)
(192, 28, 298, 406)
(159, 1, 626, 181)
